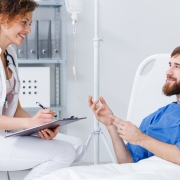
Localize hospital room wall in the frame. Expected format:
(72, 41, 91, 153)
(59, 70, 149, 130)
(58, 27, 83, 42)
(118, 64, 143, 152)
(47, 0, 180, 163)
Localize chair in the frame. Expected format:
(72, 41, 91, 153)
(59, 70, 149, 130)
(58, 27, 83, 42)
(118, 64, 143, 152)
(127, 54, 175, 126)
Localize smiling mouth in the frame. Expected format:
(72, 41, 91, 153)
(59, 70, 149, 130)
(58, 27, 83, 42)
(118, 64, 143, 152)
(166, 79, 176, 83)
(18, 33, 25, 40)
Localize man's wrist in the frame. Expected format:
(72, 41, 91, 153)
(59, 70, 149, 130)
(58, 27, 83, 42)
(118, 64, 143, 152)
(136, 133, 147, 146)
(106, 124, 116, 132)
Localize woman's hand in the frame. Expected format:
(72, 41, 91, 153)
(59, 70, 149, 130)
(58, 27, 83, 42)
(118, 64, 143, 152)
(26, 109, 56, 129)
(88, 96, 114, 126)
(38, 126, 60, 140)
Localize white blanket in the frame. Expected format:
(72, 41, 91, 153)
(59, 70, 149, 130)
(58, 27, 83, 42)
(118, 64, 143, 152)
(35, 156, 180, 180)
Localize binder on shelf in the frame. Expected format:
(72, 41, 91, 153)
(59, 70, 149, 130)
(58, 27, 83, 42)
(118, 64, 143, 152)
(38, 20, 51, 59)
(51, 20, 61, 59)
(27, 20, 38, 59)
(12, 19, 62, 60)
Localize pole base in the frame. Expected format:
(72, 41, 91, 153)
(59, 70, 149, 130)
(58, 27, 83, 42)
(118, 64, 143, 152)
(86, 128, 117, 164)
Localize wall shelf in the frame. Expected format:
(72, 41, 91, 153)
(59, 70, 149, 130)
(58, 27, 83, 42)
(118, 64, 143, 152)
(18, 59, 64, 64)
(15, 0, 67, 134)
(35, 0, 64, 7)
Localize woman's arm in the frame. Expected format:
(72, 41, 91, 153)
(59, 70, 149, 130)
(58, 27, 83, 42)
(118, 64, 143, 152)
(0, 101, 60, 140)
(0, 100, 31, 130)
(0, 115, 28, 130)
(0, 99, 59, 140)
(0, 99, 55, 130)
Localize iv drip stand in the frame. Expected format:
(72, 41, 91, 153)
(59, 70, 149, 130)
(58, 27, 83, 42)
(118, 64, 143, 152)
(85, 0, 117, 164)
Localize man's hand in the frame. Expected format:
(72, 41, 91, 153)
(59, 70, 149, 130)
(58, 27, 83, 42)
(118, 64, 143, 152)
(88, 96, 114, 126)
(111, 115, 144, 144)
(38, 126, 60, 140)
(111, 117, 180, 166)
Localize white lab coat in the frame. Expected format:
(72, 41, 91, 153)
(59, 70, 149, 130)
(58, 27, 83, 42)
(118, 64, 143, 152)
(0, 46, 20, 116)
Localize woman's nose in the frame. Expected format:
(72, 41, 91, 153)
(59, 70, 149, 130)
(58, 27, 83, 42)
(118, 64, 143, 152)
(25, 25, 31, 34)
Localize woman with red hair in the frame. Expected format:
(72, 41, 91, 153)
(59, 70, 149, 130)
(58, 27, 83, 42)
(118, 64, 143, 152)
(0, 1, 85, 179)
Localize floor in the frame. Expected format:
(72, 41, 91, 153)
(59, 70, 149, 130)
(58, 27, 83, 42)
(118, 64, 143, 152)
(0, 170, 30, 180)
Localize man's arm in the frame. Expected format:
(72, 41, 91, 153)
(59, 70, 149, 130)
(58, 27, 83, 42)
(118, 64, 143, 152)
(112, 115, 180, 165)
(107, 125, 134, 163)
(88, 96, 134, 164)
(138, 134, 180, 165)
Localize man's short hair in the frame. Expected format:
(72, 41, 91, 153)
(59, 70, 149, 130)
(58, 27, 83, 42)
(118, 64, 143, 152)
(171, 46, 180, 58)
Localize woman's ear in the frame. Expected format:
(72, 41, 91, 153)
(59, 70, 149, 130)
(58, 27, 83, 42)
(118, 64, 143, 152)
(0, 15, 6, 28)
(0, 15, 8, 28)
(0, 14, 3, 24)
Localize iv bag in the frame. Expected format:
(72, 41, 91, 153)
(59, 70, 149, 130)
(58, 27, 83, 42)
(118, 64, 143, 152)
(65, 0, 82, 14)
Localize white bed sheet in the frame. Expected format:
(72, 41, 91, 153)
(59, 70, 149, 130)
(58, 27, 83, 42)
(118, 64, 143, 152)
(35, 156, 180, 180)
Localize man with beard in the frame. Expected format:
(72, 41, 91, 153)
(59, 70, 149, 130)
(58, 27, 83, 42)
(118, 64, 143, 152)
(88, 46, 180, 165)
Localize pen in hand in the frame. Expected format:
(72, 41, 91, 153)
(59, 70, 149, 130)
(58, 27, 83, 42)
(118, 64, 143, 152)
(36, 102, 57, 118)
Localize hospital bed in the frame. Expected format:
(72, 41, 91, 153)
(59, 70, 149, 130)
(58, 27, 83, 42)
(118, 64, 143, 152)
(34, 54, 180, 180)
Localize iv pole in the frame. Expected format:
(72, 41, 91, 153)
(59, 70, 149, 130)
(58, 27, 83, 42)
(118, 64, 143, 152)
(86, 0, 117, 164)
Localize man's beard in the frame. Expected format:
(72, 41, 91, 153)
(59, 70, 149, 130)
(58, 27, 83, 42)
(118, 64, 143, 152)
(162, 77, 180, 96)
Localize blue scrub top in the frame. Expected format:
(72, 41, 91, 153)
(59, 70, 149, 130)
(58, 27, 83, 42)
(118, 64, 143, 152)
(126, 102, 180, 162)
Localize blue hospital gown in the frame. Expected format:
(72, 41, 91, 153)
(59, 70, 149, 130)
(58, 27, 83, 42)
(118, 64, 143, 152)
(126, 102, 180, 162)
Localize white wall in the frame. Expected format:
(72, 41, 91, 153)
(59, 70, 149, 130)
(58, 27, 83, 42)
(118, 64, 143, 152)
(65, 0, 180, 163)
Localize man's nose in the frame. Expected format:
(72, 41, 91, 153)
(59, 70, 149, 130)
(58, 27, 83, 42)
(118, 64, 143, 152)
(166, 67, 173, 76)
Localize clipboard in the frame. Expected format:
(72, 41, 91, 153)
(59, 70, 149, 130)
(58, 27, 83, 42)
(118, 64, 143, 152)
(5, 117, 87, 138)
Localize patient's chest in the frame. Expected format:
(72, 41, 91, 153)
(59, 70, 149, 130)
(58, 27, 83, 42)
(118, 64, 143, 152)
(146, 102, 180, 144)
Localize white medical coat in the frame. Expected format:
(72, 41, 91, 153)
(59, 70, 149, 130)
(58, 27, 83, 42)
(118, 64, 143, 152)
(0, 46, 20, 117)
